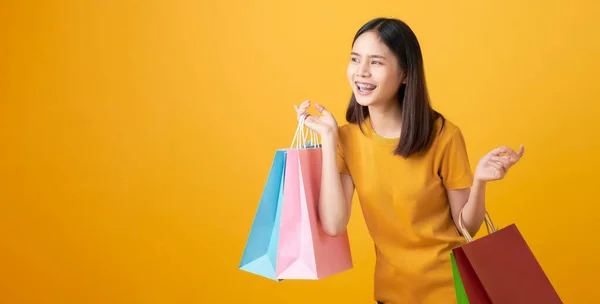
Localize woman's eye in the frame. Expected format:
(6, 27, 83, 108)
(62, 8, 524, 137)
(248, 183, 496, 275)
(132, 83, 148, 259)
(351, 57, 359, 62)
(371, 61, 381, 65)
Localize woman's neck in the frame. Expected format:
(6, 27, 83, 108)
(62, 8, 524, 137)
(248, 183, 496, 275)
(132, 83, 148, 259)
(368, 101, 403, 139)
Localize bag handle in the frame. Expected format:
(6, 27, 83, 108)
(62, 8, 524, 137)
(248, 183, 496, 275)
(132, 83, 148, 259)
(458, 209, 498, 243)
(290, 113, 320, 149)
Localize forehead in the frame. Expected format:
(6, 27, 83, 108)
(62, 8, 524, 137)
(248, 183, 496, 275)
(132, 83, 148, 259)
(351, 31, 392, 57)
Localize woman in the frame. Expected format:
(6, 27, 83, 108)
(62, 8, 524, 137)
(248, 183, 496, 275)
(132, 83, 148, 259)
(294, 18, 525, 303)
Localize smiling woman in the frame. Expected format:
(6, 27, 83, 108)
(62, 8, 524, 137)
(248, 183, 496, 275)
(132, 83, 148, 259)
(2, 0, 599, 302)
(345, 21, 439, 158)
(294, 18, 524, 303)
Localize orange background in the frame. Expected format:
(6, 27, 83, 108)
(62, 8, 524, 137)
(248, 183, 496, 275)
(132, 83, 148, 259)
(2, 0, 599, 303)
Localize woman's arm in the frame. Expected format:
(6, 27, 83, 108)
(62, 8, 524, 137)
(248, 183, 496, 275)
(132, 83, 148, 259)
(319, 131, 355, 236)
(448, 181, 486, 237)
(448, 145, 525, 237)
(293, 100, 355, 237)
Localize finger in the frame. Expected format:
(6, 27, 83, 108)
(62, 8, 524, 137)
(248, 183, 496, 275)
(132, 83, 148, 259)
(490, 155, 511, 166)
(489, 161, 507, 172)
(508, 149, 523, 165)
(490, 146, 520, 162)
(304, 115, 315, 124)
(498, 162, 508, 172)
(517, 144, 525, 158)
(507, 150, 520, 163)
(300, 105, 310, 113)
(489, 146, 512, 156)
(504, 145, 525, 161)
(315, 103, 332, 116)
(295, 105, 305, 116)
(296, 110, 311, 122)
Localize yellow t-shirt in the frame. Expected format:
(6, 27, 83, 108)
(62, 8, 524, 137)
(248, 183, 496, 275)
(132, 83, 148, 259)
(337, 116, 473, 304)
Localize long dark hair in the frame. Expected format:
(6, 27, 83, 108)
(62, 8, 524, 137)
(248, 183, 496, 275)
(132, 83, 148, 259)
(346, 18, 445, 158)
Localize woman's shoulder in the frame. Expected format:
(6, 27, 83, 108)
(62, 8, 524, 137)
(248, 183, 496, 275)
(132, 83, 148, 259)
(435, 115, 465, 145)
(437, 115, 458, 132)
(336, 122, 366, 150)
(337, 121, 361, 137)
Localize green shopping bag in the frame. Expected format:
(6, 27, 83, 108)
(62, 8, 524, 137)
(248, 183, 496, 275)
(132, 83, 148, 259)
(451, 252, 469, 304)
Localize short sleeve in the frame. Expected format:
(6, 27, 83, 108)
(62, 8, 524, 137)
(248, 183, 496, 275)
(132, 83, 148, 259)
(439, 128, 474, 190)
(336, 141, 350, 175)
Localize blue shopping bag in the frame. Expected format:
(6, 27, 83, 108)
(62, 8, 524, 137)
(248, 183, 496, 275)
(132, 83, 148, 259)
(239, 149, 287, 281)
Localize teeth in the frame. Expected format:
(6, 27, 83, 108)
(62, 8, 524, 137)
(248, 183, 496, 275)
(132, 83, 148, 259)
(357, 83, 376, 90)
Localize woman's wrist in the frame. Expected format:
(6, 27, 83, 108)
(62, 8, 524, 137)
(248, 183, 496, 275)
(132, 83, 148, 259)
(321, 128, 338, 143)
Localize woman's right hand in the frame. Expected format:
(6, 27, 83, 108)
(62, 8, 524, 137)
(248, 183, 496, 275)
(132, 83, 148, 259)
(293, 100, 339, 136)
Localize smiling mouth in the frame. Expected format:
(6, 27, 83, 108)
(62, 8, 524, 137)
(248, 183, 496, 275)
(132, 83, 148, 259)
(356, 82, 377, 94)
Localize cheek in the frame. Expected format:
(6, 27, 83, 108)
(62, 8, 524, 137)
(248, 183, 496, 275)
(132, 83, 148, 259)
(377, 70, 401, 94)
(346, 65, 354, 82)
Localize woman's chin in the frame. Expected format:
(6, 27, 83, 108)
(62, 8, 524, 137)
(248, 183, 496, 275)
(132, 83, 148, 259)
(355, 95, 376, 107)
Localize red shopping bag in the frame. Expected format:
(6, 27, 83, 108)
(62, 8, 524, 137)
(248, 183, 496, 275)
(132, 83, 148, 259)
(451, 211, 562, 303)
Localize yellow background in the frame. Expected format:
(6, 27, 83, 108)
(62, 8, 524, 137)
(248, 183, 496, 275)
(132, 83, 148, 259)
(2, 0, 599, 303)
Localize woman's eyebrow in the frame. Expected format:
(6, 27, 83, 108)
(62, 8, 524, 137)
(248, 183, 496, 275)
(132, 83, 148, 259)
(351, 52, 386, 59)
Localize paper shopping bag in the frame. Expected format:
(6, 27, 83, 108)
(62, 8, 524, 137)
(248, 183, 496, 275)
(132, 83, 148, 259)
(450, 252, 469, 304)
(275, 147, 353, 280)
(239, 149, 287, 281)
(451, 212, 562, 303)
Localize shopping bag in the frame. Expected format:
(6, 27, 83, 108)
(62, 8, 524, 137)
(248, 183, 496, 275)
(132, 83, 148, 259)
(275, 115, 353, 280)
(238, 149, 287, 281)
(450, 252, 469, 304)
(451, 211, 562, 303)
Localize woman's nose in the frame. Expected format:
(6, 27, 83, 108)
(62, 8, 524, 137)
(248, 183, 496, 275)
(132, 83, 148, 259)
(356, 63, 370, 77)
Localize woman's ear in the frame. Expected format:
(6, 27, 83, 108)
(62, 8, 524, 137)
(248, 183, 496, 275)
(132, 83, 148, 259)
(400, 71, 407, 84)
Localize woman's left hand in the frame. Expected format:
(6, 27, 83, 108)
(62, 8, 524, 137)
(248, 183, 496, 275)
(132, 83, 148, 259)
(474, 144, 525, 182)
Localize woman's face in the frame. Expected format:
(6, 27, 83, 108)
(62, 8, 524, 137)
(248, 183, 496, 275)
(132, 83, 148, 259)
(346, 31, 405, 107)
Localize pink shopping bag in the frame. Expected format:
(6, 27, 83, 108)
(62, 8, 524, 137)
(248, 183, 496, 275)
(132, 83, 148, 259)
(275, 116, 353, 280)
